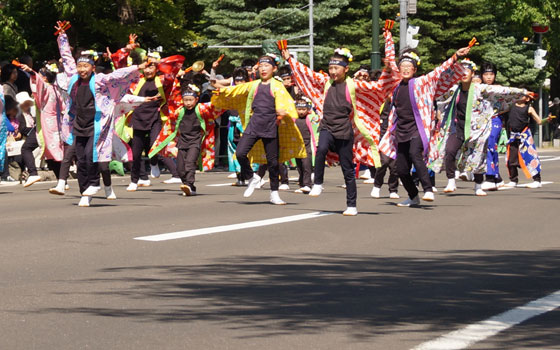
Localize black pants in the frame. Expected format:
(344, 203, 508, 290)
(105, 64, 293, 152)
(131, 127, 160, 183)
(177, 145, 200, 191)
(314, 129, 356, 207)
(21, 131, 39, 176)
(75, 136, 100, 194)
(374, 153, 399, 193)
(99, 162, 111, 187)
(46, 159, 61, 180)
(296, 142, 313, 188)
(257, 163, 289, 185)
(507, 140, 541, 183)
(444, 133, 463, 179)
(59, 143, 76, 181)
(236, 134, 280, 191)
(396, 137, 432, 199)
(368, 166, 377, 179)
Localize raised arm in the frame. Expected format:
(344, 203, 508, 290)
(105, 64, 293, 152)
(423, 47, 470, 99)
(56, 32, 77, 78)
(479, 84, 527, 104)
(96, 64, 143, 102)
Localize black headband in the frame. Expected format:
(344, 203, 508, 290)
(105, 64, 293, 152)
(259, 57, 277, 66)
(329, 59, 348, 67)
(295, 102, 310, 108)
(399, 57, 418, 68)
(482, 68, 495, 74)
(280, 72, 291, 78)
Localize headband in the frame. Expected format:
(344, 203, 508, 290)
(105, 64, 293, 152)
(399, 52, 421, 67)
(234, 75, 246, 81)
(329, 59, 348, 67)
(77, 56, 95, 66)
(295, 102, 311, 108)
(182, 84, 200, 97)
(280, 72, 291, 78)
(481, 67, 495, 74)
(259, 53, 280, 67)
(460, 58, 477, 71)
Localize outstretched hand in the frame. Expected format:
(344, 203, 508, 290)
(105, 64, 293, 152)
(145, 94, 162, 103)
(54, 21, 68, 35)
(281, 49, 291, 61)
(456, 47, 470, 59)
(382, 58, 392, 72)
(125, 34, 139, 51)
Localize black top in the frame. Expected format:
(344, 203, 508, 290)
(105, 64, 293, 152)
(131, 79, 160, 131)
(321, 81, 353, 140)
(508, 104, 530, 133)
(245, 83, 277, 138)
(295, 117, 311, 143)
(17, 112, 34, 137)
(73, 77, 96, 137)
(380, 101, 391, 137)
(177, 107, 202, 149)
(454, 89, 469, 139)
(395, 81, 418, 143)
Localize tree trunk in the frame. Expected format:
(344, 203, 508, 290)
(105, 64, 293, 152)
(117, 0, 135, 24)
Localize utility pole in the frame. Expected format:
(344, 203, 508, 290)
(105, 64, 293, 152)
(309, 0, 314, 70)
(371, 0, 380, 69)
(399, 0, 408, 52)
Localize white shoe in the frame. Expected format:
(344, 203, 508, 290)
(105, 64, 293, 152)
(227, 173, 238, 179)
(138, 179, 151, 187)
(444, 179, 457, 193)
(503, 181, 517, 188)
(432, 187, 438, 193)
(360, 169, 371, 179)
(475, 183, 487, 196)
(496, 181, 505, 189)
(163, 177, 182, 184)
(65, 184, 70, 190)
(481, 181, 497, 191)
(459, 172, 473, 181)
(23, 175, 41, 188)
(343, 207, 358, 216)
(309, 184, 323, 197)
(455, 170, 460, 180)
(269, 191, 286, 205)
(244, 174, 262, 198)
(397, 195, 420, 207)
(78, 195, 91, 207)
(370, 186, 381, 198)
(181, 184, 196, 196)
(82, 185, 101, 196)
(363, 178, 375, 184)
(105, 186, 117, 200)
(127, 182, 138, 192)
(255, 178, 266, 189)
(295, 186, 311, 194)
(422, 191, 435, 201)
(389, 192, 400, 199)
(527, 181, 542, 189)
(49, 180, 66, 195)
(279, 184, 290, 191)
(150, 165, 160, 178)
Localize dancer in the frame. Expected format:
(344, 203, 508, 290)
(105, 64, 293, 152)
(293, 94, 319, 194)
(371, 97, 399, 199)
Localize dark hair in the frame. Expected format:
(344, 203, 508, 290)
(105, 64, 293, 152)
(4, 95, 18, 112)
(241, 58, 257, 68)
(128, 50, 144, 66)
(370, 69, 382, 81)
(399, 48, 419, 61)
(232, 67, 249, 81)
(40, 60, 60, 84)
(1, 63, 18, 83)
(330, 53, 349, 65)
(294, 93, 309, 105)
(278, 65, 292, 77)
(356, 64, 370, 72)
(19, 54, 33, 66)
(480, 62, 497, 75)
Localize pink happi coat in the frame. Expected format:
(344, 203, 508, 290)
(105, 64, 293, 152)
(288, 30, 400, 167)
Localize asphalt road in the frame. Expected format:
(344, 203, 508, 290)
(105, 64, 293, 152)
(1, 151, 559, 350)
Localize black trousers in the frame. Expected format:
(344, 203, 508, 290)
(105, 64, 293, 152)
(296, 142, 313, 188)
(99, 162, 111, 187)
(75, 135, 99, 194)
(59, 143, 76, 181)
(507, 140, 541, 183)
(131, 127, 160, 183)
(257, 163, 289, 185)
(374, 153, 399, 193)
(236, 134, 280, 191)
(396, 137, 432, 199)
(46, 159, 61, 180)
(314, 129, 356, 207)
(177, 145, 200, 190)
(444, 133, 463, 180)
(21, 131, 39, 176)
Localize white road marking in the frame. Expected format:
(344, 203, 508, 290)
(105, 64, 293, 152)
(206, 183, 235, 187)
(411, 289, 560, 350)
(541, 156, 560, 162)
(516, 181, 553, 188)
(134, 211, 333, 241)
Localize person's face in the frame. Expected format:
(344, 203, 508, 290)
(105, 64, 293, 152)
(281, 75, 292, 87)
(77, 62, 94, 80)
(6, 107, 18, 118)
(296, 107, 309, 118)
(472, 76, 482, 84)
(328, 64, 348, 83)
(182, 95, 198, 110)
(258, 62, 276, 81)
(143, 64, 157, 79)
(234, 79, 246, 86)
(482, 72, 495, 85)
(10, 69, 18, 82)
(461, 68, 474, 83)
(399, 61, 417, 80)
(356, 71, 370, 81)
(20, 101, 32, 113)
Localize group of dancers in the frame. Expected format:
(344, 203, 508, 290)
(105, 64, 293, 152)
(0, 20, 551, 215)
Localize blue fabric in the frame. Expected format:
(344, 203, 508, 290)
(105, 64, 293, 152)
(486, 116, 503, 176)
(0, 91, 12, 172)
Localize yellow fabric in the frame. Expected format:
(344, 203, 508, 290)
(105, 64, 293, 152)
(211, 80, 306, 163)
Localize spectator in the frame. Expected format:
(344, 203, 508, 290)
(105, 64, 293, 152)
(1, 63, 19, 100)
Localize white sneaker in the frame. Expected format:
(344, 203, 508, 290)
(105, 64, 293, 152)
(49, 180, 66, 195)
(163, 177, 182, 184)
(295, 186, 311, 194)
(481, 181, 497, 191)
(475, 183, 487, 196)
(370, 186, 381, 198)
(23, 175, 41, 188)
(397, 195, 420, 207)
(244, 174, 262, 198)
(459, 172, 473, 181)
(138, 179, 151, 187)
(269, 191, 286, 205)
(181, 184, 196, 196)
(279, 184, 290, 191)
(255, 178, 266, 189)
(65, 183, 70, 190)
(503, 181, 517, 188)
(105, 186, 117, 200)
(127, 182, 138, 192)
(360, 169, 371, 179)
(363, 178, 375, 184)
(527, 181, 542, 189)
(150, 165, 160, 178)
(78, 195, 91, 207)
(309, 184, 323, 197)
(389, 192, 400, 199)
(82, 185, 101, 196)
(422, 191, 435, 201)
(455, 170, 460, 179)
(432, 187, 438, 193)
(444, 179, 457, 193)
(343, 207, 358, 216)
(228, 173, 237, 179)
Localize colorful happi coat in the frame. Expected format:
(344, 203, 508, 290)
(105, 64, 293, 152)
(379, 55, 468, 161)
(227, 114, 244, 173)
(430, 83, 526, 174)
(288, 30, 399, 167)
(149, 102, 224, 171)
(111, 94, 150, 162)
(211, 78, 306, 164)
(506, 127, 541, 178)
(32, 74, 66, 161)
(57, 33, 141, 162)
